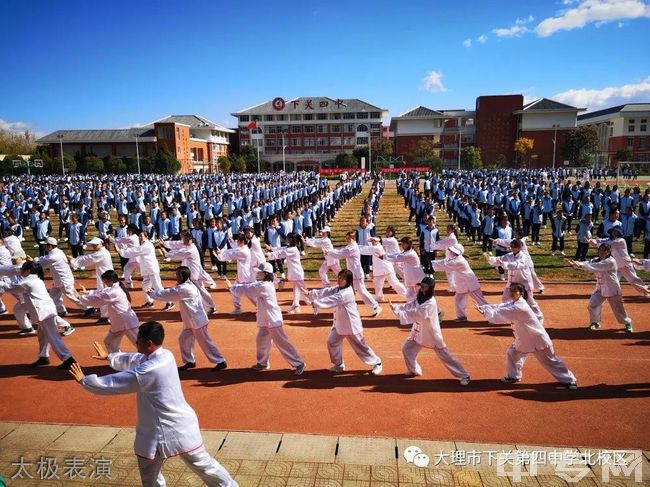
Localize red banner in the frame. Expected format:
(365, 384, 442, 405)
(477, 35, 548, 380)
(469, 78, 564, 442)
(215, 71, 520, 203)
(380, 167, 429, 173)
(318, 169, 366, 175)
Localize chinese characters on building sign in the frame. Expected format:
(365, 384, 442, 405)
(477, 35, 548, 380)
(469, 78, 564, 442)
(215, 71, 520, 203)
(272, 98, 346, 111)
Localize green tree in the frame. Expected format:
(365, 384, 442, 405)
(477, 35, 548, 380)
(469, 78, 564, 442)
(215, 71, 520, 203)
(217, 155, 231, 173)
(371, 137, 394, 161)
(104, 155, 126, 174)
(615, 148, 632, 162)
(0, 129, 36, 155)
(43, 152, 75, 174)
(152, 146, 181, 174)
(410, 137, 442, 172)
(0, 155, 21, 176)
(84, 155, 104, 174)
(335, 153, 357, 169)
(562, 126, 599, 166)
(461, 146, 482, 169)
(230, 155, 246, 173)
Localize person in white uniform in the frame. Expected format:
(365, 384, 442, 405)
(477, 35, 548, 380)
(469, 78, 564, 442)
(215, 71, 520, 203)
(78, 270, 139, 352)
(326, 232, 382, 317)
(566, 244, 634, 332)
(389, 276, 470, 385)
(243, 226, 266, 274)
(359, 236, 406, 301)
(305, 226, 340, 285)
(383, 237, 426, 302)
(161, 231, 217, 314)
(1, 261, 77, 369)
(310, 269, 383, 375)
(430, 224, 459, 291)
(117, 231, 172, 310)
(430, 243, 488, 321)
(69, 237, 114, 323)
(214, 233, 254, 314)
(109, 224, 140, 288)
(228, 262, 306, 375)
(267, 233, 311, 314)
(146, 266, 227, 372)
(69, 321, 238, 487)
(382, 226, 403, 278)
(476, 283, 577, 390)
(0, 237, 13, 314)
(0, 250, 35, 335)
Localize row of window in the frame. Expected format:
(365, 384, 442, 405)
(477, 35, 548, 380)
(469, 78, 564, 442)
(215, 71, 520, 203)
(626, 137, 648, 150)
(243, 124, 380, 134)
(627, 119, 648, 133)
(240, 112, 382, 123)
(243, 137, 369, 148)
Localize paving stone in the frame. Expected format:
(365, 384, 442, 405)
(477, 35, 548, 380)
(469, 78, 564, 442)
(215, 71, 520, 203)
(239, 459, 269, 476)
(395, 439, 456, 468)
(577, 447, 649, 482)
(202, 429, 228, 456)
(259, 476, 289, 487)
(452, 469, 484, 486)
(397, 465, 426, 484)
(0, 421, 19, 440)
(342, 464, 371, 481)
(290, 462, 320, 478)
(336, 437, 396, 466)
(317, 462, 344, 480)
(479, 471, 512, 486)
(423, 468, 455, 486)
(369, 465, 398, 483)
(48, 425, 120, 452)
(0, 423, 69, 450)
(286, 478, 316, 487)
(277, 434, 338, 463)
(265, 460, 293, 477)
(235, 474, 262, 487)
(313, 479, 342, 487)
(100, 428, 136, 454)
(218, 432, 282, 460)
(340, 481, 369, 487)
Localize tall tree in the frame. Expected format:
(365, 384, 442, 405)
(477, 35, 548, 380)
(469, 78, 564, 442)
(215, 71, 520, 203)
(514, 137, 534, 168)
(615, 148, 632, 162)
(562, 126, 599, 166)
(461, 146, 482, 169)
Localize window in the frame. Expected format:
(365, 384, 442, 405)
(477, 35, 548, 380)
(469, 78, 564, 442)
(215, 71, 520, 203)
(304, 125, 315, 133)
(317, 125, 327, 133)
(331, 125, 341, 132)
(627, 137, 634, 149)
(356, 137, 368, 145)
(264, 115, 274, 122)
(266, 126, 277, 134)
(628, 119, 635, 132)
(317, 113, 328, 120)
(304, 138, 315, 146)
(317, 137, 328, 146)
(290, 138, 300, 147)
(332, 113, 341, 120)
(639, 138, 646, 150)
(370, 123, 381, 131)
(266, 139, 276, 147)
(330, 137, 341, 145)
(157, 126, 173, 139)
(304, 114, 314, 120)
(291, 125, 302, 134)
(357, 112, 369, 119)
(343, 113, 356, 120)
(290, 114, 301, 121)
(251, 115, 260, 121)
(357, 124, 368, 132)
(370, 112, 381, 119)
(345, 124, 354, 132)
(610, 126, 614, 137)
(239, 115, 250, 122)
(641, 119, 647, 132)
(277, 114, 287, 121)
(344, 137, 354, 145)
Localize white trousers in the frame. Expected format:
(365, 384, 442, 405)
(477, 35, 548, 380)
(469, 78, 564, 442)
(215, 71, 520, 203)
(373, 273, 407, 300)
(180, 326, 225, 365)
(123, 259, 139, 285)
(319, 261, 341, 285)
(137, 447, 238, 487)
(531, 269, 544, 292)
(506, 344, 576, 383)
(353, 279, 378, 309)
(618, 265, 648, 295)
(96, 277, 109, 318)
(290, 280, 311, 308)
(588, 291, 629, 325)
(502, 286, 543, 322)
(454, 289, 488, 319)
(15, 302, 32, 330)
(104, 327, 138, 354)
(37, 315, 72, 361)
(327, 328, 381, 367)
(142, 273, 164, 304)
(402, 340, 469, 378)
(256, 326, 304, 367)
(194, 280, 216, 309)
(50, 282, 84, 314)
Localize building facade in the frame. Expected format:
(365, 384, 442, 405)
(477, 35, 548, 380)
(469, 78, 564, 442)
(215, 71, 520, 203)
(390, 107, 475, 166)
(231, 97, 388, 169)
(577, 103, 650, 166)
(37, 115, 234, 173)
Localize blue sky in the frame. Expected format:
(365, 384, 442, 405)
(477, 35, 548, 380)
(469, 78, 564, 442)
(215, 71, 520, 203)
(1, 0, 649, 136)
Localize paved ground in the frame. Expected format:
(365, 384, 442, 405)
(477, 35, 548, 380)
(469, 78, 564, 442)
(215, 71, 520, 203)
(1, 422, 649, 486)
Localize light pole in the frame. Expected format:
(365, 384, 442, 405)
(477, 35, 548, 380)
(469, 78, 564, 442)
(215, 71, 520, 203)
(368, 131, 372, 174)
(57, 134, 65, 175)
(457, 117, 462, 170)
(281, 129, 286, 172)
(135, 133, 141, 175)
(552, 124, 559, 169)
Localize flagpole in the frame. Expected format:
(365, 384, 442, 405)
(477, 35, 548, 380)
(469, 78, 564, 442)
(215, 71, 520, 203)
(257, 123, 261, 173)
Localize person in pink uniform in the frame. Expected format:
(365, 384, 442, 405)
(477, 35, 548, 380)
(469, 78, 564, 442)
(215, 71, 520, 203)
(359, 236, 407, 302)
(78, 270, 139, 353)
(267, 233, 311, 314)
(383, 237, 426, 302)
(310, 269, 383, 375)
(326, 231, 382, 317)
(566, 244, 634, 332)
(476, 282, 577, 390)
(389, 276, 470, 385)
(146, 266, 227, 372)
(431, 243, 488, 321)
(227, 262, 306, 375)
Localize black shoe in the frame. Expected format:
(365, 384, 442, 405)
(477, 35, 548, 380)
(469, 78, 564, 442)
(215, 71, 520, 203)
(30, 357, 50, 367)
(178, 362, 196, 371)
(141, 302, 154, 308)
(83, 307, 97, 317)
(212, 361, 227, 371)
(96, 317, 109, 324)
(57, 357, 76, 370)
(162, 302, 175, 311)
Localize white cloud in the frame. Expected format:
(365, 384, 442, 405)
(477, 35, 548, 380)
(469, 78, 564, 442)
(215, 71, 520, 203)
(421, 71, 447, 93)
(536, 0, 650, 37)
(492, 15, 536, 37)
(463, 38, 472, 47)
(618, 21, 625, 26)
(553, 76, 650, 110)
(477, 34, 488, 43)
(0, 119, 32, 133)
